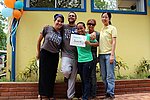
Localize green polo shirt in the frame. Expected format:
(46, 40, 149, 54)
(77, 33, 97, 62)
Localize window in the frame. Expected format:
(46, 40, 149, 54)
(91, 0, 147, 14)
(24, 0, 86, 12)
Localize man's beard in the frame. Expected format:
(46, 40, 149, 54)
(69, 20, 75, 24)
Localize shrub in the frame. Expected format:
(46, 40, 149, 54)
(16, 57, 38, 82)
(115, 56, 129, 80)
(134, 58, 150, 79)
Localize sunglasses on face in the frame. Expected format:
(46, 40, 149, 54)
(69, 15, 75, 17)
(87, 23, 95, 26)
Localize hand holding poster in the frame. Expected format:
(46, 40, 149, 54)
(70, 34, 86, 47)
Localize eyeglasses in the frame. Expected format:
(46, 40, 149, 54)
(69, 15, 75, 17)
(87, 23, 95, 26)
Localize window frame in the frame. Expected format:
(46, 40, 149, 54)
(91, 0, 147, 15)
(24, 0, 86, 12)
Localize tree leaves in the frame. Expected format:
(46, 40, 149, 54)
(0, 14, 7, 50)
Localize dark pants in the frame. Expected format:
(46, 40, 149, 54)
(90, 59, 97, 97)
(77, 61, 92, 100)
(39, 49, 59, 97)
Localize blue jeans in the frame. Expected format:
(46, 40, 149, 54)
(99, 54, 116, 96)
(77, 61, 92, 100)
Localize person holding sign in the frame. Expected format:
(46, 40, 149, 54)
(76, 22, 99, 100)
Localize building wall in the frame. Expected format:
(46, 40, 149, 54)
(7, 1, 150, 79)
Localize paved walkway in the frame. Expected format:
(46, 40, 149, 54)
(96, 93, 150, 100)
(23, 93, 150, 100)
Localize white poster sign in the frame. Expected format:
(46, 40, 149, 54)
(70, 34, 86, 47)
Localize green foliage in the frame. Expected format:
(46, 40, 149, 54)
(0, 77, 9, 82)
(0, 67, 7, 81)
(94, 0, 108, 10)
(134, 58, 150, 79)
(30, 0, 55, 8)
(57, 0, 81, 8)
(97, 56, 129, 80)
(30, 0, 81, 8)
(0, 12, 7, 50)
(16, 58, 38, 82)
(0, 67, 6, 74)
(115, 56, 129, 80)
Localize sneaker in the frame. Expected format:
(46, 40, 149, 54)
(109, 95, 115, 99)
(104, 93, 115, 100)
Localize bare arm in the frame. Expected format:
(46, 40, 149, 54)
(36, 33, 44, 59)
(85, 41, 99, 47)
(90, 32, 96, 40)
(110, 37, 116, 64)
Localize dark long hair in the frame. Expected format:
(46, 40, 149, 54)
(77, 22, 86, 28)
(54, 14, 64, 23)
(101, 12, 112, 25)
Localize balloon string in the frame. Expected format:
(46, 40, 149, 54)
(11, 20, 19, 51)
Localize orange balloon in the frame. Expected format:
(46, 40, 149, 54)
(13, 10, 22, 20)
(4, 0, 16, 8)
(12, 0, 16, 3)
(20, 9, 24, 15)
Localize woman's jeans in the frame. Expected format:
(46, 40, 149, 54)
(99, 54, 116, 96)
